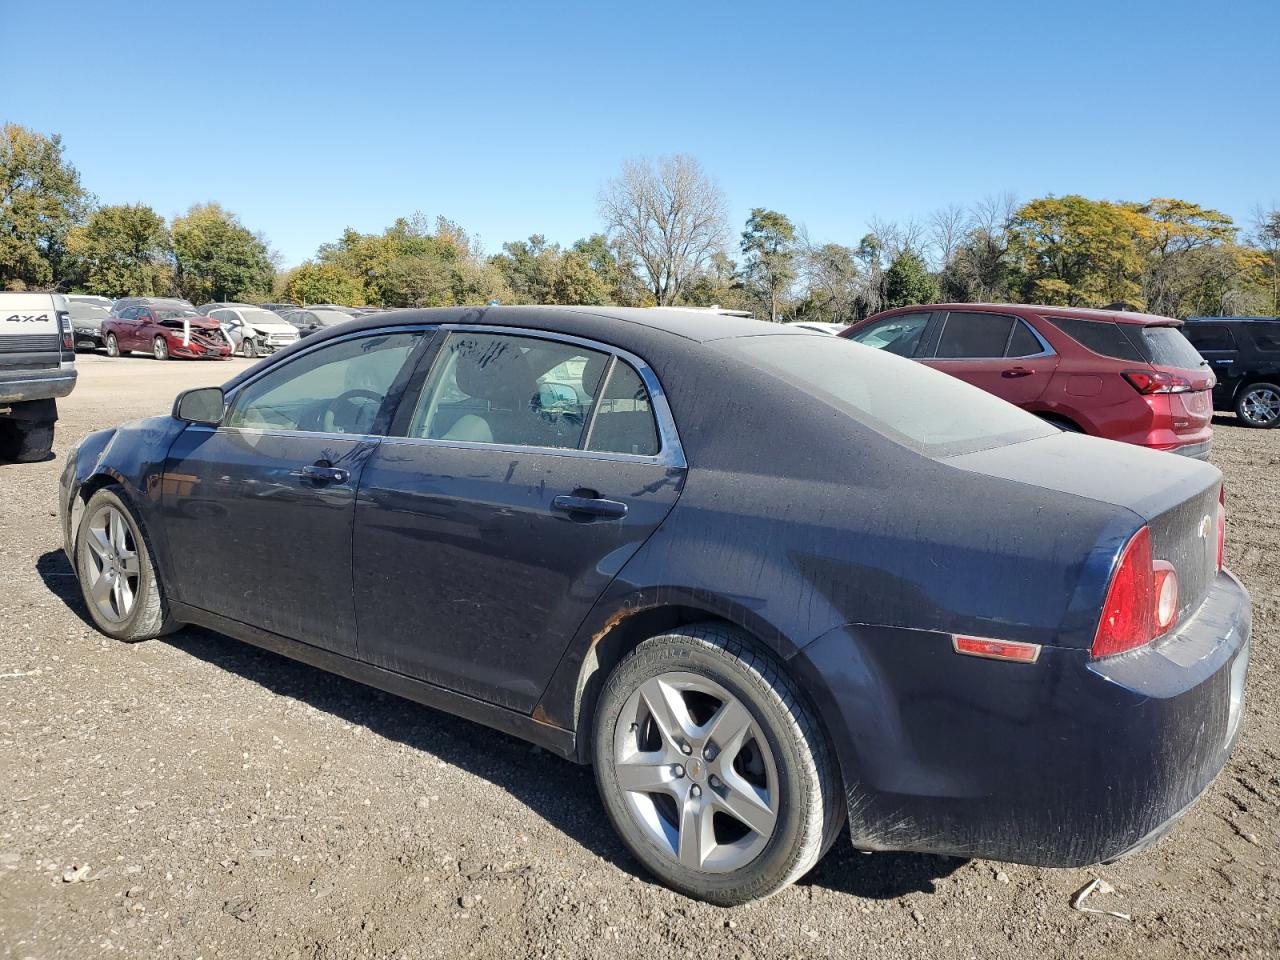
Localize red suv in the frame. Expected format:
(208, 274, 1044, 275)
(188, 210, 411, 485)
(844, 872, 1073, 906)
(840, 304, 1215, 458)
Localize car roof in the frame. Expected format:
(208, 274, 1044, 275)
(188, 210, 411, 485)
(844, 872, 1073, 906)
(1185, 315, 1280, 323)
(325, 305, 823, 346)
(885, 303, 1180, 326)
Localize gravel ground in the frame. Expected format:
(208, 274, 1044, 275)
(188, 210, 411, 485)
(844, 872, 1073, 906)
(2, 354, 1278, 959)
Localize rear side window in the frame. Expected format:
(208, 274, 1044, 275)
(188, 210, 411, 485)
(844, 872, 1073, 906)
(934, 312, 1015, 359)
(1250, 325, 1280, 352)
(587, 360, 660, 456)
(1183, 324, 1236, 351)
(1133, 327, 1206, 370)
(1043, 316, 1145, 361)
(1006, 320, 1044, 358)
(724, 336, 1056, 457)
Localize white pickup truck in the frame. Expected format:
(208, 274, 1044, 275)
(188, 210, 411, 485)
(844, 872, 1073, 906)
(0, 292, 78, 462)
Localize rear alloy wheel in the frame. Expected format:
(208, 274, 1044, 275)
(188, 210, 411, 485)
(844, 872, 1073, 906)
(241, 337, 258, 358)
(105, 333, 122, 357)
(75, 488, 175, 642)
(153, 336, 170, 361)
(1235, 382, 1280, 428)
(594, 625, 840, 905)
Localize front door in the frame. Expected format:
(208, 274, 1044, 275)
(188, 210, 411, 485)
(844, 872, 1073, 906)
(922, 311, 1059, 407)
(160, 330, 426, 656)
(353, 328, 686, 711)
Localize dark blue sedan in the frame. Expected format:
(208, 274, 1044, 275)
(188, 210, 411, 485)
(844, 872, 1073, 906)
(59, 306, 1250, 904)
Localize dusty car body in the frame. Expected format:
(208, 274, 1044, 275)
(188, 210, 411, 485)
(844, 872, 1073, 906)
(59, 306, 1249, 902)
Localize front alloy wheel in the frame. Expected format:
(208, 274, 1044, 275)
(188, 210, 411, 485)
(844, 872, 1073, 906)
(594, 625, 841, 905)
(1236, 382, 1280, 428)
(75, 489, 175, 641)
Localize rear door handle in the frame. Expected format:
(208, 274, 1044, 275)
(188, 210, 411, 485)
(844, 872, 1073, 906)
(552, 495, 628, 520)
(299, 464, 350, 484)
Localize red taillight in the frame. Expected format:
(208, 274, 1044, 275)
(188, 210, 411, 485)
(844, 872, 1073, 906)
(1217, 485, 1226, 572)
(1092, 526, 1180, 658)
(1123, 370, 1193, 395)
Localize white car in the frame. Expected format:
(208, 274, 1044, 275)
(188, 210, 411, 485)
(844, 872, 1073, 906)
(0, 292, 77, 461)
(208, 306, 301, 358)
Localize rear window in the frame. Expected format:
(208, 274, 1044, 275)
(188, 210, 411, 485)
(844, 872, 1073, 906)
(1043, 316, 1145, 361)
(1133, 326, 1207, 370)
(723, 336, 1056, 457)
(934, 312, 1015, 359)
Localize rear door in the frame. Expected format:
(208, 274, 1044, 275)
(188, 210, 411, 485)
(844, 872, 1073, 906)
(352, 327, 687, 711)
(922, 310, 1058, 406)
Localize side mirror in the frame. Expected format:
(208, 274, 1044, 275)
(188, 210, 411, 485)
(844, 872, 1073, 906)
(173, 386, 226, 425)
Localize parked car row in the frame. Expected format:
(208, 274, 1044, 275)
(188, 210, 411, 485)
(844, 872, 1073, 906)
(60, 303, 1249, 904)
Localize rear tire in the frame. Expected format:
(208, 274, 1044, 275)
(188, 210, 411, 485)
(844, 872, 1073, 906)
(0, 420, 54, 463)
(1235, 382, 1280, 428)
(593, 624, 841, 905)
(153, 336, 170, 361)
(74, 488, 177, 642)
(105, 333, 123, 357)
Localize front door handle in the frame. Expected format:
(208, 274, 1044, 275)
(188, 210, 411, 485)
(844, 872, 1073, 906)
(552, 494, 628, 520)
(300, 464, 350, 484)
(1002, 367, 1035, 378)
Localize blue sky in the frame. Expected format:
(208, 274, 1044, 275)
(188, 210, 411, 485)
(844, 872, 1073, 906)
(5, 0, 1277, 267)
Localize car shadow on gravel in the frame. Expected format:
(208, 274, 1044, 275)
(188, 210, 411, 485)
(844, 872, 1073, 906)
(37, 548, 965, 901)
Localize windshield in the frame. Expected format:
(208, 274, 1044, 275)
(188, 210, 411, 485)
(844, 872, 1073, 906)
(156, 309, 200, 321)
(68, 303, 109, 320)
(240, 308, 289, 326)
(1134, 326, 1207, 370)
(722, 336, 1057, 457)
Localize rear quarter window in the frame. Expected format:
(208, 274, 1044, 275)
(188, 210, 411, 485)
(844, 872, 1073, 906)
(1249, 325, 1280, 352)
(1043, 316, 1145, 361)
(1183, 324, 1236, 351)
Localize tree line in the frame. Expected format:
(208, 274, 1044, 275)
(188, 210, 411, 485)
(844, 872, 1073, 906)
(3, 123, 1277, 319)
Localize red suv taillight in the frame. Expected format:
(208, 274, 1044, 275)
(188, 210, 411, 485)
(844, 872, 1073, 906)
(1092, 526, 1180, 658)
(1123, 370, 1192, 394)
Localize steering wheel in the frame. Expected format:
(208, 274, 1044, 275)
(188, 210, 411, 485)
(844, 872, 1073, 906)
(324, 388, 384, 434)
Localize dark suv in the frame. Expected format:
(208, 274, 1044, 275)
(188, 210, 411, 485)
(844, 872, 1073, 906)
(1183, 317, 1280, 428)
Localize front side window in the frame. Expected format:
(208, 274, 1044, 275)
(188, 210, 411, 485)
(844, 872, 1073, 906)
(724, 335, 1056, 457)
(1251, 325, 1280, 352)
(225, 332, 421, 434)
(848, 312, 929, 357)
(934, 312, 1015, 359)
(407, 332, 610, 449)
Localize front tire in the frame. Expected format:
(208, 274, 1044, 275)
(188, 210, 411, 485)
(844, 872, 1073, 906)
(74, 488, 176, 641)
(153, 336, 170, 361)
(593, 625, 841, 905)
(1235, 382, 1280, 428)
(241, 337, 258, 358)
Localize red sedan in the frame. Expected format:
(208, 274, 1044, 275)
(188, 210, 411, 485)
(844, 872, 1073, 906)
(841, 304, 1215, 458)
(103, 301, 232, 361)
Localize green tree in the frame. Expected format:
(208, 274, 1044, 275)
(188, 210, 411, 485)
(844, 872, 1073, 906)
(317, 215, 475, 306)
(741, 208, 797, 321)
(490, 235, 560, 303)
(0, 123, 90, 289)
(171, 203, 275, 302)
(281, 261, 366, 306)
(66, 203, 171, 296)
(883, 249, 940, 309)
(551, 250, 609, 304)
(1006, 195, 1142, 306)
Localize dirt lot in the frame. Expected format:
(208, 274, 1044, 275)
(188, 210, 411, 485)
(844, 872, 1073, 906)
(1, 354, 1277, 959)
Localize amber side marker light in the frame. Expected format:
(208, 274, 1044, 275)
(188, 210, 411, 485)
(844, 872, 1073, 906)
(952, 635, 1041, 664)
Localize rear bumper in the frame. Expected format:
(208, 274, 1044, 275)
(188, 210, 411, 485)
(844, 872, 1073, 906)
(1166, 438, 1212, 461)
(792, 570, 1250, 867)
(0, 367, 77, 404)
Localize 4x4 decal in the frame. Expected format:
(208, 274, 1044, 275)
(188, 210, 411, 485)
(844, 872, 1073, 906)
(5, 314, 51, 323)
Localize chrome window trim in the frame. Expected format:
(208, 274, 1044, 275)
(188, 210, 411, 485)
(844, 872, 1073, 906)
(387, 323, 686, 469)
(205, 322, 688, 469)
(929, 312, 1057, 362)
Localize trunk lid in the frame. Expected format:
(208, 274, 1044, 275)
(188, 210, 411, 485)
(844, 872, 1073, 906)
(945, 431, 1222, 624)
(1, 294, 66, 370)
